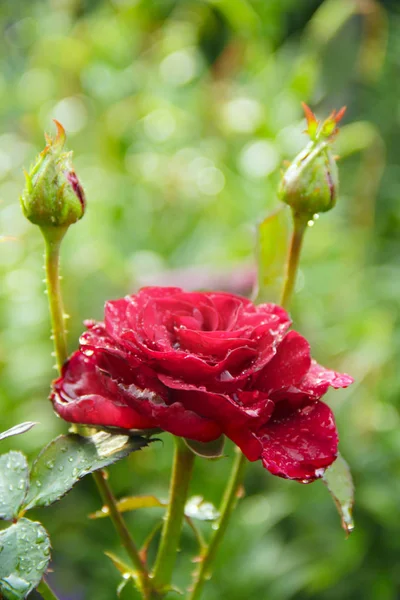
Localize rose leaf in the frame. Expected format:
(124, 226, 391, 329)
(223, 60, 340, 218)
(322, 452, 355, 535)
(0, 518, 51, 599)
(22, 431, 152, 511)
(0, 452, 29, 521)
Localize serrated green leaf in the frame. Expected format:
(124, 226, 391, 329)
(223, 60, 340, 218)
(184, 496, 220, 521)
(0, 452, 29, 521)
(255, 207, 291, 303)
(23, 431, 151, 511)
(0, 423, 37, 443)
(322, 452, 354, 535)
(0, 518, 51, 599)
(183, 436, 225, 458)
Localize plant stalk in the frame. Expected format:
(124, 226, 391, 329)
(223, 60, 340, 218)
(189, 209, 310, 599)
(93, 470, 152, 598)
(189, 448, 247, 600)
(151, 437, 195, 594)
(41, 225, 152, 598)
(37, 578, 60, 600)
(42, 227, 69, 370)
(280, 213, 308, 309)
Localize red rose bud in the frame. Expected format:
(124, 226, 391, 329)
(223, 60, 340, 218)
(20, 121, 85, 228)
(279, 105, 346, 217)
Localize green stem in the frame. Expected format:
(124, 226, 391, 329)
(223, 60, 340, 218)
(280, 213, 308, 310)
(93, 470, 152, 599)
(189, 209, 310, 600)
(41, 225, 153, 599)
(42, 226, 69, 371)
(37, 578, 60, 600)
(151, 437, 195, 593)
(189, 448, 247, 600)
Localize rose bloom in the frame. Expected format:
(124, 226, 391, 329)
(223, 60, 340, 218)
(51, 287, 352, 481)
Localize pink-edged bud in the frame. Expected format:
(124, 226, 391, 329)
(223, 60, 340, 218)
(279, 105, 346, 217)
(21, 121, 85, 228)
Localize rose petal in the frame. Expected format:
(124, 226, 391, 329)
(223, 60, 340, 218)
(51, 351, 221, 441)
(299, 361, 354, 396)
(256, 331, 311, 393)
(259, 401, 338, 481)
(51, 352, 156, 429)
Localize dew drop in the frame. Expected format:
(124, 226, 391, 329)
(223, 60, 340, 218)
(8, 484, 13, 491)
(36, 481, 42, 487)
(68, 457, 74, 463)
(307, 219, 314, 227)
(58, 466, 64, 472)
(45, 460, 55, 470)
(36, 559, 49, 570)
(36, 530, 46, 544)
(60, 446, 68, 453)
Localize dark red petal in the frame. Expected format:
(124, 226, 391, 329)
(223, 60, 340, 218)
(175, 328, 257, 357)
(271, 360, 354, 405)
(51, 350, 221, 442)
(259, 401, 338, 481)
(299, 361, 354, 397)
(256, 331, 311, 393)
(51, 352, 157, 429)
(166, 387, 274, 458)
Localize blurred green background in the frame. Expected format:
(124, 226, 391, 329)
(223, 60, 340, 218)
(0, 0, 399, 598)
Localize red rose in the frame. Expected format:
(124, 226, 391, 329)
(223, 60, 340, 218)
(51, 287, 352, 481)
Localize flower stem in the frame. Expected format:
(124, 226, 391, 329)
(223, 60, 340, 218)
(189, 448, 247, 600)
(189, 211, 310, 600)
(37, 578, 60, 600)
(42, 226, 69, 370)
(93, 470, 152, 598)
(151, 437, 195, 594)
(280, 213, 308, 310)
(41, 225, 153, 599)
